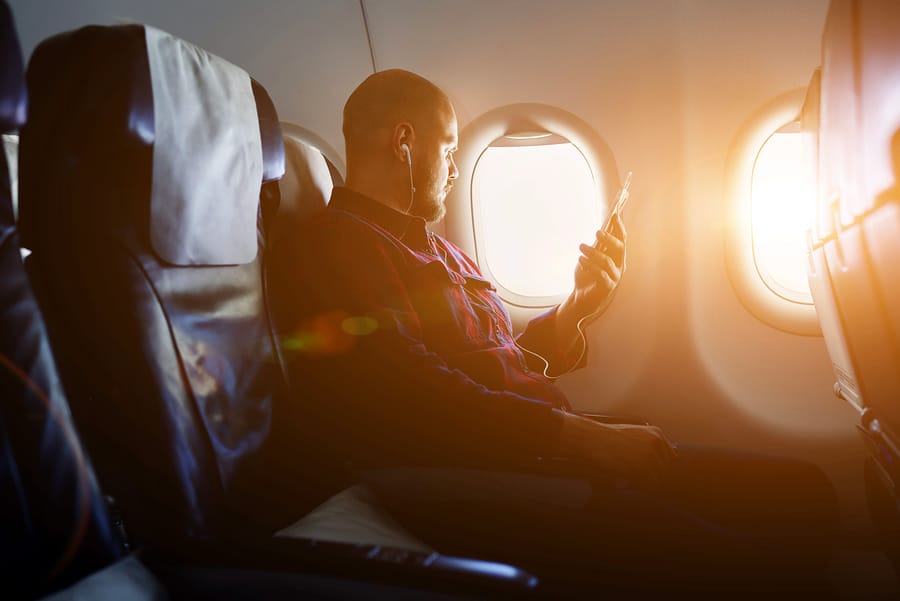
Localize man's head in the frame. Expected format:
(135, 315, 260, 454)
(343, 69, 458, 222)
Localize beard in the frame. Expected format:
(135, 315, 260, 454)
(408, 164, 448, 223)
(411, 192, 446, 223)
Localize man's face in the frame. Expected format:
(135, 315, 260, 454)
(410, 106, 459, 223)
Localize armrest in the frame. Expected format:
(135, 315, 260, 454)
(572, 411, 650, 426)
(144, 534, 538, 598)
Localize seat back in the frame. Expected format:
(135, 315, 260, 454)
(807, 0, 900, 567)
(268, 134, 334, 348)
(265, 132, 357, 497)
(810, 0, 900, 442)
(18, 24, 290, 546)
(0, 3, 125, 596)
(272, 135, 334, 248)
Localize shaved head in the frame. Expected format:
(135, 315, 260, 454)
(341, 69, 459, 222)
(342, 69, 453, 158)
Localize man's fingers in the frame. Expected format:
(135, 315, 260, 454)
(580, 242, 620, 264)
(601, 213, 626, 238)
(610, 212, 626, 238)
(590, 231, 626, 269)
(594, 230, 625, 253)
(577, 256, 618, 290)
(578, 251, 622, 283)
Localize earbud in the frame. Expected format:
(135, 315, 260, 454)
(401, 143, 415, 213)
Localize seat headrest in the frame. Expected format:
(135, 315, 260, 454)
(1, 1, 25, 229)
(19, 24, 285, 266)
(145, 26, 264, 265)
(0, 1, 26, 134)
(253, 80, 285, 185)
(273, 136, 334, 248)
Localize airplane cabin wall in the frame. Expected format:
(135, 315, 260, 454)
(358, 0, 862, 499)
(9, 0, 870, 529)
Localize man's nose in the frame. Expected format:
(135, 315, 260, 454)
(449, 158, 459, 180)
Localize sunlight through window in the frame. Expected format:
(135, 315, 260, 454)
(751, 127, 816, 304)
(473, 138, 600, 299)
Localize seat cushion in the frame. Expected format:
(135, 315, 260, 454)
(40, 556, 168, 601)
(276, 485, 432, 553)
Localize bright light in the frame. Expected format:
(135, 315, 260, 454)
(474, 142, 599, 299)
(750, 130, 816, 304)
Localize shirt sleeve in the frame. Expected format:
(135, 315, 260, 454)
(515, 308, 590, 378)
(275, 214, 564, 469)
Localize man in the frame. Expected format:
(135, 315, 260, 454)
(276, 69, 673, 480)
(272, 69, 836, 595)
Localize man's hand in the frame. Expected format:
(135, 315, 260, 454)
(548, 212, 627, 372)
(556, 410, 676, 489)
(572, 212, 626, 318)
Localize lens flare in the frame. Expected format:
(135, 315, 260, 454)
(341, 315, 379, 336)
(282, 312, 380, 356)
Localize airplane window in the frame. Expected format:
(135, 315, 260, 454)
(750, 123, 816, 305)
(472, 133, 601, 300)
(447, 103, 618, 309)
(724, 88, 819, 336)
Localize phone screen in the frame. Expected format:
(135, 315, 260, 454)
(602, 171, 632, 233)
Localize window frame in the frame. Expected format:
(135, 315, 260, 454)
(444, 103, 620, 308)
(724, 89, 821, 336)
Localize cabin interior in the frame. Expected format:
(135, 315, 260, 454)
(3, 0, 900, 599)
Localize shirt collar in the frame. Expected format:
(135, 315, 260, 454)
(328, 186, 431, 251)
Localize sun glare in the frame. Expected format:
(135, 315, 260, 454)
(750, 130, 816, 304)
(474, 142, 599, 299)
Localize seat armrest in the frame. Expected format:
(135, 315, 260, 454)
(572, 411, 650, 426)
(144, 534, 538, 598)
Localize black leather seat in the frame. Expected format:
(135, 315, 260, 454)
(13, 15, 517, 561)
(0, 3, 167, 598)
(17, 23, 297, 547)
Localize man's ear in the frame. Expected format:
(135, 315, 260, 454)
(392, 122, 415, 162)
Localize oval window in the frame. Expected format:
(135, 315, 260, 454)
(472, 133, 601, 300)
(751, 123, 816, 305)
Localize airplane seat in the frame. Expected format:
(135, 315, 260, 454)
(0, 3, 168, 598)
(14, 27, 541, 592)
(16, 18, 451, 561)
(17, 22, 299, 547)
(807, 0, 900, 572)
(262, 134, 441, 550)
(268, 135, 332, 255)
(264, 134, 330, 466)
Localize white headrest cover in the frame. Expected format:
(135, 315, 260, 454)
(272, 137, 334, 247)
(145, 26, 263, 266)
(283, 137, 333, 214)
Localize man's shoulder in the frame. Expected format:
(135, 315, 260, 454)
(299, 206, 410, 256)
(304, 206, 388, 237)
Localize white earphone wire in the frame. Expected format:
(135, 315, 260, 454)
(403, 144, 415, 214)
(513, 294, 613, 380)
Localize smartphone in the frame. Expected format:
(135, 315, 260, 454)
(601, 171, 632, 234)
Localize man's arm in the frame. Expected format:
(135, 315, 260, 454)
(279, 212, 674, 483)
(517, 213, 627, 376)
(554, 408, 677, 489)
